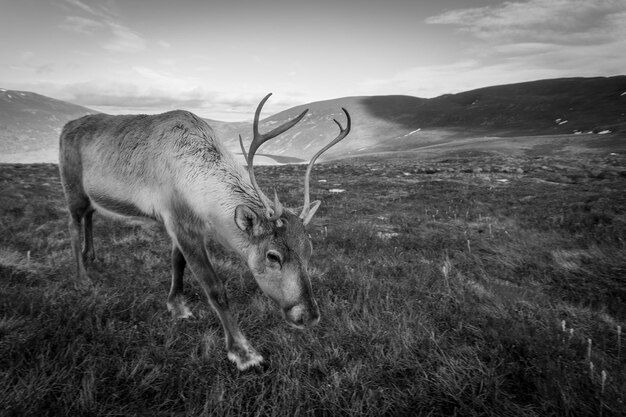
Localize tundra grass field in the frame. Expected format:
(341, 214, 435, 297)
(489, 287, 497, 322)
(1, 150, 625, 416)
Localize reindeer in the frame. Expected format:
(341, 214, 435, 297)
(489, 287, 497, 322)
(59, 94, 351, 370)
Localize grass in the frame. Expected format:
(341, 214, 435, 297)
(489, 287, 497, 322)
(0, 152, 625, 416)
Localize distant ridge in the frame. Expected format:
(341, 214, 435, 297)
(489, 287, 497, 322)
(222, 76, 626, 160)
(1, 76, 625, 163)
(0, 88, 95, 161)
(420, 76, 626, 134)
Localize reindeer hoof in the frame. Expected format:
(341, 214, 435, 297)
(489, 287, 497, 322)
(167, 299, 194, 319)
(72, 273, 93, 291)
(82, 251, 96, 264)
(228, 345, 264, 371)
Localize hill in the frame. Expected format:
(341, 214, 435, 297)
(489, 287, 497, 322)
(419, 76, 626, 134)
(0, 89, 95, 162)
(208, 76, 626, 161)
(1, 76, 625, 163)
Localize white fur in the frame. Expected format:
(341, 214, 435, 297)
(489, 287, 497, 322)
(228, 346, 264, 371)
(167, 299, 194, 319)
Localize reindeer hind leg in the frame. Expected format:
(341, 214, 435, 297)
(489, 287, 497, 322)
(82, 207, 96, 264)
(59, 132, 95, 287)
(167, 243, 194, 319)
(67, 198, 93, 286)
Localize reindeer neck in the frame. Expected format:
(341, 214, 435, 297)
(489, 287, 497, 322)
(182, 152, 266, 258)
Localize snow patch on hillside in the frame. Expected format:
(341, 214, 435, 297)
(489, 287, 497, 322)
(398, 128, 421, 139)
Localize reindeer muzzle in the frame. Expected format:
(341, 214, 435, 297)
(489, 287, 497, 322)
(283, 299, 320, 329)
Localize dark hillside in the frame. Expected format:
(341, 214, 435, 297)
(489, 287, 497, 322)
(362, 76, 626, 135)
(1, 76, 625, 163)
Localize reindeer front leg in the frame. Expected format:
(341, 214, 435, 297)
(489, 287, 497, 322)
(173, 234, 263, 371)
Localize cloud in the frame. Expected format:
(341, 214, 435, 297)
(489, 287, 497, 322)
(132, 67, 176, 83)
(365, 0, 626, 97)
(361, 39, 625, 98)
(9, 74, 317, 121)
(9, 63, 56, 75)
(425, 0, 626, 67)
(19, 51, 34, 60)
(58, 65, 308, 119)
(360, 60, 564, 98)
(62, 0, 147, 53)
(41, 78, 273, 121)
(426, 0, 626, 46)
(103, 23, 147, 52)
(60, 16, 105, 34)
(57, 80, 203, 108)
(64, 0, 102, 17)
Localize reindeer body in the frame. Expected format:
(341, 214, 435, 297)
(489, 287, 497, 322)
(61, 111, 254, 252)
(59, 95, 350, 370)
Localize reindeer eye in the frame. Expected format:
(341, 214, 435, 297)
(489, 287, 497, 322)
(266, 251, 282, 266)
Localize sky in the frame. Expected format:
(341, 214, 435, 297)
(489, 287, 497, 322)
(1, 0, 625, 121)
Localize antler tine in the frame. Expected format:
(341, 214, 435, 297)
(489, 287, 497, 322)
(244, 93, 308, 220)
(238, 134, 248, 161)
(248, 93, 309, 157)
(300, 108, 351, 223)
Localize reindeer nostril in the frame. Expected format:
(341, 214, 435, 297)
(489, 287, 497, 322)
(283, 303, 321, 328)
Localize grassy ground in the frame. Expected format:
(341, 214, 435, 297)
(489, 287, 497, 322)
(1, 152, 625, 416)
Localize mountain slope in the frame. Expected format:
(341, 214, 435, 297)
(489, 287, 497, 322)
(217, 95, 430, 162)
(0, 89, 94, 157)
(1, 76, 625, 164)
(419, 76, 626, 134)
(220, 76, 626, 161)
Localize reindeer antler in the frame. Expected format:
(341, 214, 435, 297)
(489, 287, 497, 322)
(299, 108, 351, 225)
(240, 93, 308, 220)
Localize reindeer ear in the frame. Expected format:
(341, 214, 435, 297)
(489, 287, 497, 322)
(301, 200, 321, 225)
(235, 205, 263, 237)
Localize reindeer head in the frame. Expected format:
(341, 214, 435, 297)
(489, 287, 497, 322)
(235, 93, 350, 328)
